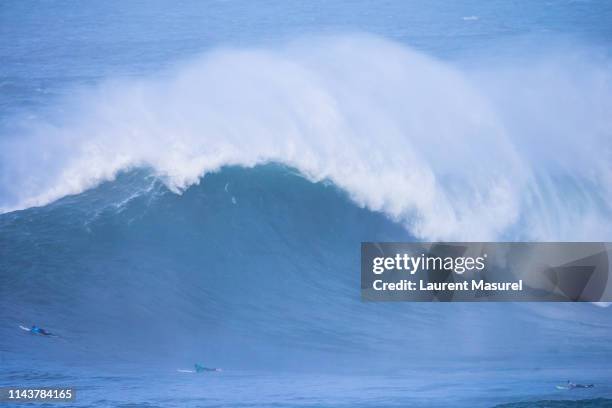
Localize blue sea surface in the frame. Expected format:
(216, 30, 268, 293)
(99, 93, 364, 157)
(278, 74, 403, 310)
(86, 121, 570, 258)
(1, 1, 612, 407)
(2, 363, 612, 407)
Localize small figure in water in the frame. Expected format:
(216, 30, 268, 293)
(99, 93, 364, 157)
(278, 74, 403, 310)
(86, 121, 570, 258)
(30, 325, 53, 336)
(566, 380, 594, 389)
(194, 363, 221, 373)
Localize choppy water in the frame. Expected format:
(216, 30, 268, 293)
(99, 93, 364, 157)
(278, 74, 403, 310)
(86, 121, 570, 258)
(2, 364, 612, 407)
(1, 1, 612, 406)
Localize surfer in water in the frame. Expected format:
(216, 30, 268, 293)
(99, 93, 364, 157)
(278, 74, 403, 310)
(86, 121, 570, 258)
(194, 363, 221, 373)
(564, 381, 594, 389)
(30, 325, 53, 336)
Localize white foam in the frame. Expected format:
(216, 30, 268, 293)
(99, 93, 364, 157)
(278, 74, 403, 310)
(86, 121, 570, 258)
(1, 35, 610, 240)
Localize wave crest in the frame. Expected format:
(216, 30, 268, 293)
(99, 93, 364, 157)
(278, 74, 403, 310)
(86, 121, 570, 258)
(1, 35, 610, 240)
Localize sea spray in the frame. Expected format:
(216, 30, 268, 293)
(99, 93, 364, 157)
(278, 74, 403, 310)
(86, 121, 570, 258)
(0, 35, 610, 241)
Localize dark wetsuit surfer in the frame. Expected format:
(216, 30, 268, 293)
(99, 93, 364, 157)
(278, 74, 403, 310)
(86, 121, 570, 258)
(194, 364, 221, 372)
(30, 325, 53, 336)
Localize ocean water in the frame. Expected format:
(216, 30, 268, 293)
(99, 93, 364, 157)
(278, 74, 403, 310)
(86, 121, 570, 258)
(1, 1, 612, 407)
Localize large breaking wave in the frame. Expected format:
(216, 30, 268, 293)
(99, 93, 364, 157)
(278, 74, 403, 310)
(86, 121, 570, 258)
(1, 35, 610, 241)
(1, 35, 612, 378)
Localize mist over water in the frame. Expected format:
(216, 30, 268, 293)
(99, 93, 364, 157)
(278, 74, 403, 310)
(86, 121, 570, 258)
(1, 35, 611, 241)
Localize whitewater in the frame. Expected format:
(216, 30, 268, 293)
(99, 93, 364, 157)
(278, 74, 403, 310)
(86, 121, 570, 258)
(1, 35, 611, 241)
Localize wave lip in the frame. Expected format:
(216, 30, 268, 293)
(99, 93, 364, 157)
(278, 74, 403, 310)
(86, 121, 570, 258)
(1, 34, 611, 241)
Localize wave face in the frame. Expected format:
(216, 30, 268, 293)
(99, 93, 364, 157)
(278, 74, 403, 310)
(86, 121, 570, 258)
(1, 35, 611, 241)
(2, 166, 612, 372)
